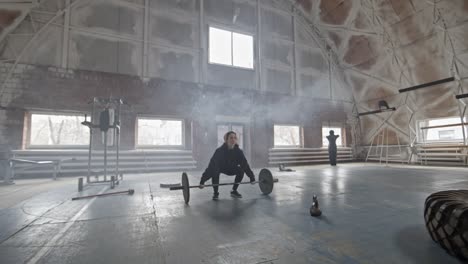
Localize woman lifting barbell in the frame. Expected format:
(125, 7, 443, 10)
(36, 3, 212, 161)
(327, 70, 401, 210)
(199, 131, 256, 200)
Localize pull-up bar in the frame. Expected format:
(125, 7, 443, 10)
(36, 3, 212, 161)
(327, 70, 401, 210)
(398, 77, 455, 93)
(455, 93, 468, 99)
(358, 107, 396, 116)
(420, 123, 468, 130)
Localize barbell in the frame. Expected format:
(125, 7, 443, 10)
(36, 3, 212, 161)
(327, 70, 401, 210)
(169, 168, 278, 204)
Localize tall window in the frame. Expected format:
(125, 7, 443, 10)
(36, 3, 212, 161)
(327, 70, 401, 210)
(274, 125, 301, 147)
(322, 126, 343, 147)
(137, 118, 183, 147)
(419, 117, 467, 142)
(29, 113, 89, 147)
(209, 26, 254, 69)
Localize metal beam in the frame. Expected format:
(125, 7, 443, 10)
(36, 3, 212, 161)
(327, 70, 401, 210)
(358, 108, 396, 116)
(420, 122, 468, 130)
(398, 77, 455, 93)
(455, 93, 468, 99)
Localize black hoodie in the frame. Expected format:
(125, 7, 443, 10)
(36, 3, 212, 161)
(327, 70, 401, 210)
(208, 143, 255, 180)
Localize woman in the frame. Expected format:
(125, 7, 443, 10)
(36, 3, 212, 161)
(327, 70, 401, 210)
(199, 131, 255, 200)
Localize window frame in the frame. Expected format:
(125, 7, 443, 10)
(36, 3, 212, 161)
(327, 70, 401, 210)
(321, 124, 344, 148)
(273, 124, 303, 148)
(417, 116, 467, 143)
(26, 111, 90, 149)
(136, 115, 186, 149)
(216, 122, 245, 149)
(208, 25, 255, 70)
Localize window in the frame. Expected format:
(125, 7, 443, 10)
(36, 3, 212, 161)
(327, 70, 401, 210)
(438, 130, 455, 140)
(274, 125, 301, 147)
(209, 26, 254, 69)
(322, 126, 343, 147)
(29, 113, 89, 147)
(419, 117, 467, 142)
(137, 118, 183, 147)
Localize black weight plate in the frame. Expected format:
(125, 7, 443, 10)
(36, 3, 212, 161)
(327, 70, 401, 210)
(182, 172, 190, 204)
(259, 168, 274, 195)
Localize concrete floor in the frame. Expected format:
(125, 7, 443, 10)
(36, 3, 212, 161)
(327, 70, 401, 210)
(0, 163, 464, 264)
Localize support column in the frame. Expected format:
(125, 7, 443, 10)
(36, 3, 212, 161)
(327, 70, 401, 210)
(292, 7, 298, 96)
(256, 0, 262, 91)
(142, 0, 150, 78)
(61, 0, 71, 69)
(199, 0, 205, 84)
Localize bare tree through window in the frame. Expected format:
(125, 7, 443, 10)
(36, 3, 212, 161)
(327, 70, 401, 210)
(30, 113, 89, 146)
(137, 118, 183, 146)
(274, 125, 301, 147)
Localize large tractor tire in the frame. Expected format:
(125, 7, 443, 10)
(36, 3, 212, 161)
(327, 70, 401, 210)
(424, 190, 468, 261)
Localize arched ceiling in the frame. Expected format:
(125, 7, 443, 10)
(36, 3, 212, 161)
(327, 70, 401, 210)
(292, 0, 468, 145)
(1, 0, 468, 138)
(294, 0, 468, 107)
(0, 2, 35, 43)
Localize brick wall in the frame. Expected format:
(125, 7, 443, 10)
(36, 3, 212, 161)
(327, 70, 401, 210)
(0, 62, 352, 168)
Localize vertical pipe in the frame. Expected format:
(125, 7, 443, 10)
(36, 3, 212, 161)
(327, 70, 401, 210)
(87, 100, 95, 183)
(292, 6, 297, 96)
(78, 177, 83, 192)
(460, 105, 466, 145)
(365, 135, 373, 162)
(386, 127, 389, 166)
(6, 160, 13, 184)
(53, 163, 58, 181)
(256, 0, 262, 91)
(142, 0, 149, 77)
(199, 0, 205, 84)
(328, 50, 332, 99)
(379, 129, 384, 164)
(104, 128, 107, 179)
(397, 132, 402, 164)
(116, 101, 121, 179)
(61, 0, 71, 69)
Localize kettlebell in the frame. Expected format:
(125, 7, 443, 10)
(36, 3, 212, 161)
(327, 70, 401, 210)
(310, 195, 322, 217)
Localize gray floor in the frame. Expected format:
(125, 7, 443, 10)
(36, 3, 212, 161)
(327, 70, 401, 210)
(0, 163, 464, 264)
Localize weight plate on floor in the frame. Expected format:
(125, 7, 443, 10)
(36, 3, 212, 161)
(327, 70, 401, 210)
(182, 172, 190, 204)
(259, 168, 274, 195)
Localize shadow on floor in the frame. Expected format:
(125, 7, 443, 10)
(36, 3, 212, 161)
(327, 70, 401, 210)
(183, 198, 260, 222)
(394, 224, 459, 264)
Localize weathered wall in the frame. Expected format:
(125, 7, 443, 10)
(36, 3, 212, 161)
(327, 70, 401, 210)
(4, 1, 468, 150)
(0, 0, 355, 168)
(0, 0, 352, 102)
(0, 62, 351, 168)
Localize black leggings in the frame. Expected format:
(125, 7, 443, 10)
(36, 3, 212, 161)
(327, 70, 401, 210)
(329, 149, 337, 165)
(201, 166, 245, 193)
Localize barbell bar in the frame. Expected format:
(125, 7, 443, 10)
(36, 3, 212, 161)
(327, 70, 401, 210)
(169, 179, 278, 189)
(169, 168, 278, 204)
(72, 189, 134, 201)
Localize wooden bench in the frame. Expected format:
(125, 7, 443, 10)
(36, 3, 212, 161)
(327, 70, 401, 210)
(11, 149, 197, 177)
(9, 158, 75, 181)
